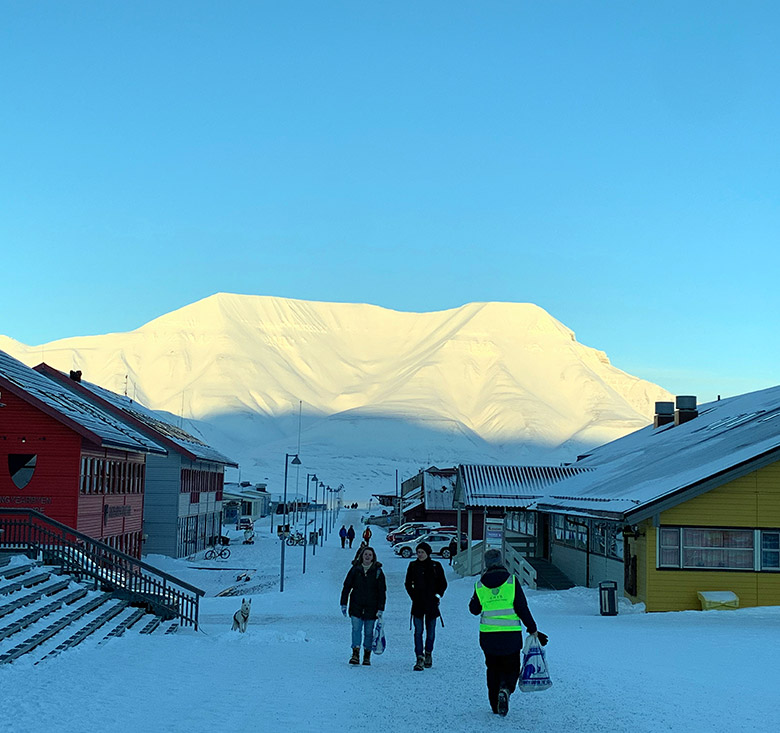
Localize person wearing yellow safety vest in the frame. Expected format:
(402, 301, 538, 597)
(469, 548, 548, 717)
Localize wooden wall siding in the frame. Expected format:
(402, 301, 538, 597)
(756, 463, 780, 524)
(660, 473, 759, 527)
(76, 494, 144, 538)
(0, 391, 81, 527)
(638, 462, 780, 611)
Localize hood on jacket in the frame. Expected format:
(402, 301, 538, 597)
(479, 566, 510, 589)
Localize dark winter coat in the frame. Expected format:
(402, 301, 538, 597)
(339, 526, 347, 538)
(346, 526, 356, 540)
(340, 560, 386, 620)
(468, 565, 537, 655)
(405, 557, 447, 618)
(447, 538, 458, 556)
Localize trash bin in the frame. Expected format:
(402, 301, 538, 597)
(599, 580, 618, 616)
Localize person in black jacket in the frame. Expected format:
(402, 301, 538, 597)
(346, 525, 356, 548)
(340, 545, 386, 666)
(404, 541, 447, 671)
(469, 549, 548, 716)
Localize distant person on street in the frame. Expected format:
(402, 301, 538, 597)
(362, 525, 372, 544)
(469, 548, 548, 717)
(346, 525, 356, 548)
(447, 536, 458, 566)
(404, 541, 447, 671)
(340, 546, 386, 666)
(339, 525, 348, 548)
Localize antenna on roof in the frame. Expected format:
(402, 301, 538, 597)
(124, 374, 128, 397)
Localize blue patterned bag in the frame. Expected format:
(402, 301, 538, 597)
(519, 633, 552, 692)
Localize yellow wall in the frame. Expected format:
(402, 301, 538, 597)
(635, 461, 780, 612)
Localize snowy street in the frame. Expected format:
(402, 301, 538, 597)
(2, 509, 778, 733)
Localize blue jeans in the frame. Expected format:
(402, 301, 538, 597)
(413, 615, 437, 656)
(351, 616, 375, 650)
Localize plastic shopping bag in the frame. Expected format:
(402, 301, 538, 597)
(518, 632, 552, 692)
(371, 617, 386, 655)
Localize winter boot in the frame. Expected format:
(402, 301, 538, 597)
(349, 647, 360, 665)
(362, 649, 371, 666)
(413, 654, 425, 671)
(423, 651, 432, 668)
(497, 689, 509, 717)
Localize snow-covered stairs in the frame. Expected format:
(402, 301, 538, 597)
(0, 556, 176, 664)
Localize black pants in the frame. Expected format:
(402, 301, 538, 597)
(484, 651, 521, 713)
(340, 537, 346, 548)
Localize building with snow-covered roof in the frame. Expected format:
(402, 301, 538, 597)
(0, 350, 166, 557)
(530, 390, 780, 611)
(34, 363, 238, 558)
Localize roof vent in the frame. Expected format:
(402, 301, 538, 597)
(69, 370, 82, 383)
(675, 395, 698, 426)
(654, 401, 675, 428)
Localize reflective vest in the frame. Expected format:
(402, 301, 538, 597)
(475, 576, 523, 633)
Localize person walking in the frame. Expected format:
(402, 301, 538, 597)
(362, 525, 372, 544)
(339, 525, 348, 549)
(340, 546, 386, 666)
(346, 525, 356, 548)
(404, 541, 447, 671)
(469, 548, 548, 717)
(447, 536, 458, 566)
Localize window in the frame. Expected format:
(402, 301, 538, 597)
(659, 528, 681, 567)
(659, 527, 756, 570)
(762, 532, 780, 571)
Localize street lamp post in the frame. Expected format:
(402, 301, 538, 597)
(318, 481, 325, 546)
(280, 453, 301, 592)
(303, 473, 317, 573)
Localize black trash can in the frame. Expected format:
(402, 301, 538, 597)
(599, 580, 618, 616)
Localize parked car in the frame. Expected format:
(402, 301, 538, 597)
(238, 517, 254, 530)
(386, 522, 440, 543)
(393, 531, 461, 559)
(388, 526, 438, 545)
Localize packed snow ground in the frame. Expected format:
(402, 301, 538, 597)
(2, 509, 778, 733)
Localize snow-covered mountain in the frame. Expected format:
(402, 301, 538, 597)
(3, 293, 671, 501)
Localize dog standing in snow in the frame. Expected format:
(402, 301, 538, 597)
(232, 598, 251, 632)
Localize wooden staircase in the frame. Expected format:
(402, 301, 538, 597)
(0, 556, 178, 665)
(525, 557, 576, 590)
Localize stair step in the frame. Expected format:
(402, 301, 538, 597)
(38, 600, 129, 662)
(164, 622, 179, 635)
(0, 571, 51, 596)
(99, 608, 147, 644)
(0, 578, 71, 620)
(138, 616, 162, 635)
(0, 597, 66, 644)
(0, 593, 110, 665)
(0, 563, 34, 581)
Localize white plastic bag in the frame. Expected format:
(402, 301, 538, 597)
(371, 617, 386, 655)
(518, 632, 552, 692)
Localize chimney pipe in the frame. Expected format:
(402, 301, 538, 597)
(69, 370, 82, 383)
(674, 395, 698, 425)
(654, 401, 675, 428)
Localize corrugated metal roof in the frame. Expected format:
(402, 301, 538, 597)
(538, 385, 780, 519)
(423, 470, 457, 510)
(0, 350, 164, 454)
(34, 364, 236, 466)
(458, 464, 595, 507)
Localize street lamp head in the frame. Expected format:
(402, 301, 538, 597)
(290, 454, 302, 466)
(311, 473, 318, 482)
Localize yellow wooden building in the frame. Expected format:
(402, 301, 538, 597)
(535, 390, 780, 612)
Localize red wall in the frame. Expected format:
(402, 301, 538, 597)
(0, 391, 81, 527)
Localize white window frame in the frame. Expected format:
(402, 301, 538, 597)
(761, 530, 780, 571)
(657, 527, 761, 571)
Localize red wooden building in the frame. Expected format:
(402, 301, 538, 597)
(0, 350, 164, 558)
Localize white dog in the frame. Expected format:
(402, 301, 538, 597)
(232, 598, 251, 632)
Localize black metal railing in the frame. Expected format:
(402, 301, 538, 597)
(0, 510, 204, 629)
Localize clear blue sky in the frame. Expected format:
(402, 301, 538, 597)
(1, 1, 777, 403)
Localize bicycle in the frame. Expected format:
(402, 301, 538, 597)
(285, 532, 305, 546)
(205, 543, 231, 560)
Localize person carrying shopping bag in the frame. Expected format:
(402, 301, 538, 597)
(340, 546, 386, 666)
(468, 548, 548, 717)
